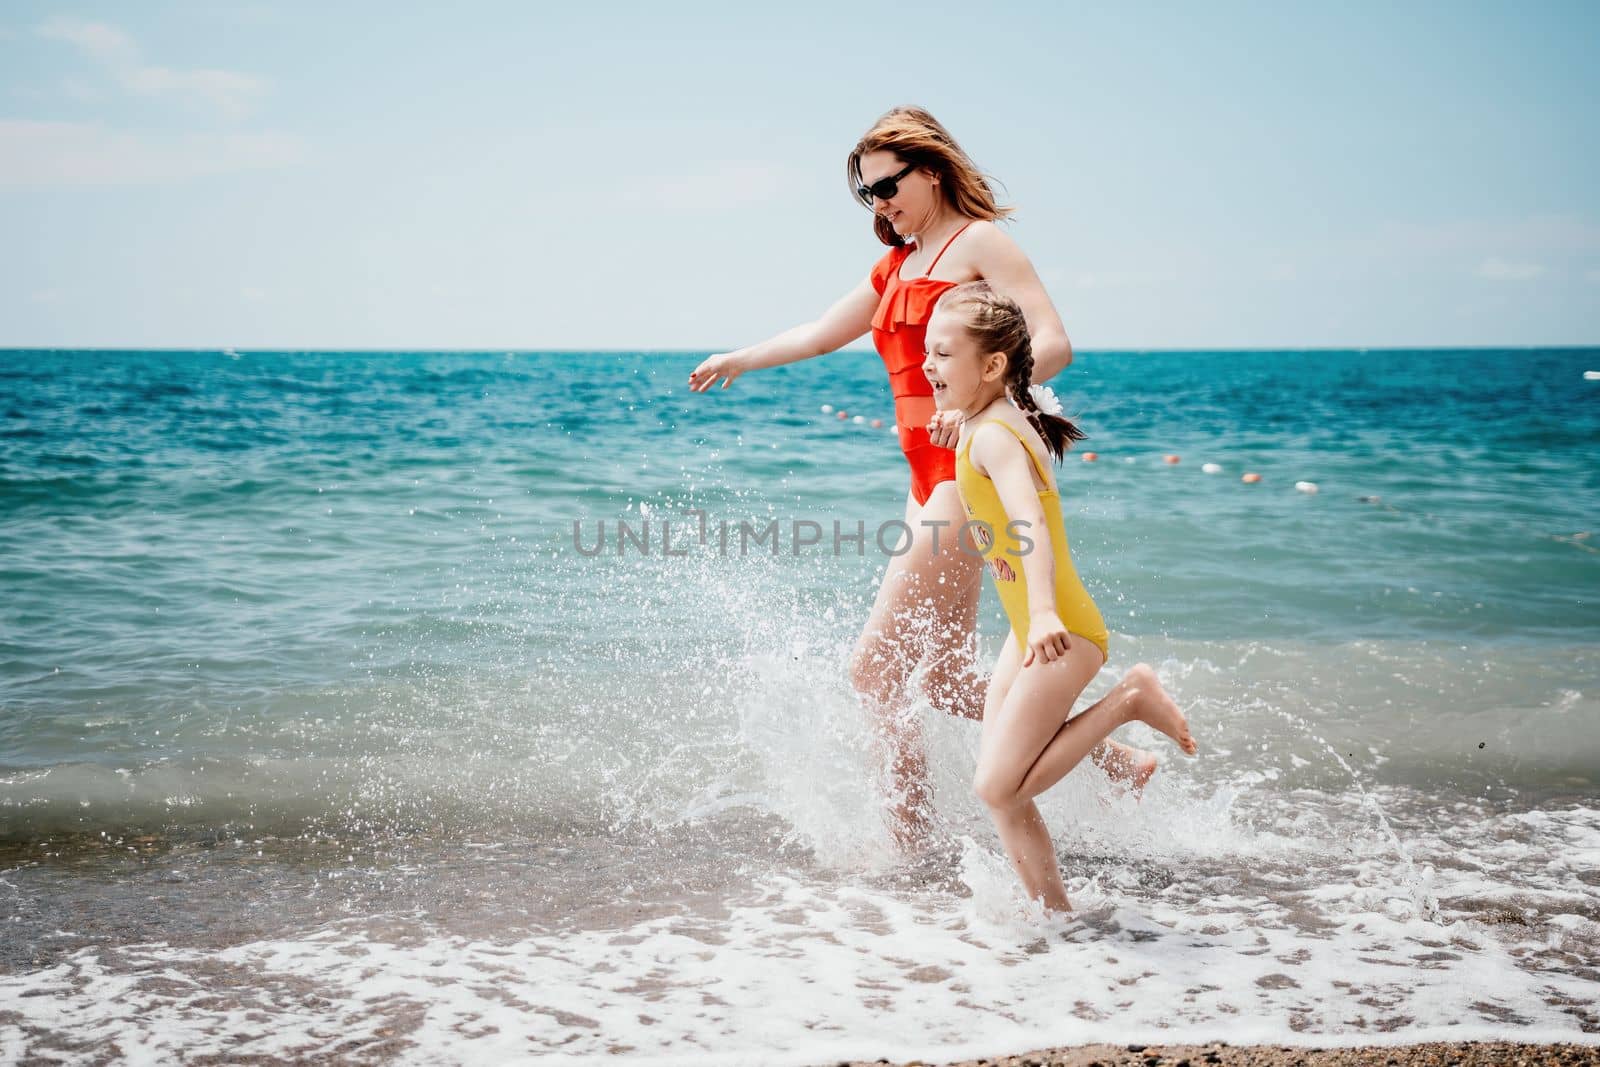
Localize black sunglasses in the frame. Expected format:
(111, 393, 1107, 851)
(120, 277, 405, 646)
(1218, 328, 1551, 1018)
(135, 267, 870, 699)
(855, 162, 918, 207)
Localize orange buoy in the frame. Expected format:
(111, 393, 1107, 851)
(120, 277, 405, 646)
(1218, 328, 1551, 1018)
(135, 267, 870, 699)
(836, 410, 848, 420)
(870, 418, 882, 429)
(1082, 452, 1098, 462)
(1242, 472, 1262, 484)
(1163, 454, 1180, 465)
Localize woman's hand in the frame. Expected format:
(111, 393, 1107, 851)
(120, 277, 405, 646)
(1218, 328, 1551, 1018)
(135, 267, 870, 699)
(1023, 609, 1073, 667)
(688, 352, 748, 393)
(926, 408, 965, 449)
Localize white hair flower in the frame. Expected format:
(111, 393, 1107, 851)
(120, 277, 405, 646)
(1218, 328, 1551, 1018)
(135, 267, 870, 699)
(1028, 383, 1064, 417)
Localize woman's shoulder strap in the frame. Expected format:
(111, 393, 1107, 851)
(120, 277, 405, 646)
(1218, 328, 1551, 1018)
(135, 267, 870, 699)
(923, 220, 974, 276)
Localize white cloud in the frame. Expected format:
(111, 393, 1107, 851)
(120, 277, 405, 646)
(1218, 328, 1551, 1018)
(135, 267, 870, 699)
(37, 17, 139, 65)
(36, 16, 265, 119)
(0, 120, 304, 186)
(124, 65, 264, 119)
(1475, 258, 1546, 282)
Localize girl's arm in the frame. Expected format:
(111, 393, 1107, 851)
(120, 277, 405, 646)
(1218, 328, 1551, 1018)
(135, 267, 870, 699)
(688, 275, 880, 392)
(969, 423, 1073, 666)
(969, 223, 1074, 383)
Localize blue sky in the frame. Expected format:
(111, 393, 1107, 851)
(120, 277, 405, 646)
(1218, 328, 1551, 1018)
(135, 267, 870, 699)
(2, 1, 1597, 349)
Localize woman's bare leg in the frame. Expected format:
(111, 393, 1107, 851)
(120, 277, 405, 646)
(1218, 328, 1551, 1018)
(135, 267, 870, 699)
(850, 485, 979, 848)
(905, 483, 987, 722)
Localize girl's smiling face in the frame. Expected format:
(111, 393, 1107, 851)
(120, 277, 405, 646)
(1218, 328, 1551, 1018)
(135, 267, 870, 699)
(922, 305, 1007, 413)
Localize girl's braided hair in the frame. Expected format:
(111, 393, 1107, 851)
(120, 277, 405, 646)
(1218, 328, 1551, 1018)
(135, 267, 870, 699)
(935, 280, 1086, 461)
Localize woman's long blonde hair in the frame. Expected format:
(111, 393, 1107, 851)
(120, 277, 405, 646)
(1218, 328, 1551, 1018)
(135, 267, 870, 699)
(847, 105, 1013, 248)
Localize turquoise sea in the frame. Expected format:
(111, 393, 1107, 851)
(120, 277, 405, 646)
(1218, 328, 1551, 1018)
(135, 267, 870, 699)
(1, 347, 1597, 1063)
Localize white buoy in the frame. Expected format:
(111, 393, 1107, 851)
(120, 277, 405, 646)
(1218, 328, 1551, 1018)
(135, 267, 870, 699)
(1202, 462, 1222, 474)
(1295, 481, 1320, 494)
(820, 403, 834, 414)
(852, 415, 865, 424)
(1585, 371, 1600, 381)
(1123, 457, 1137, 464)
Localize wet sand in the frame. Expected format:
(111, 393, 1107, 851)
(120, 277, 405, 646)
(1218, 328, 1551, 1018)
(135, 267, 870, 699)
(835, 1040, 1600, 1066)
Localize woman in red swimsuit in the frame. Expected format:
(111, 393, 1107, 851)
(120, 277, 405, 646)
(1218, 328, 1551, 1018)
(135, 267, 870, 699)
(689, 107, 1159, 848)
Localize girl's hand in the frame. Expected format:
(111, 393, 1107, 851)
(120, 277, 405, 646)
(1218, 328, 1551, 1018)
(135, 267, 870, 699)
(1023, 610, 1072, 667)
(688, 352, 748, 393)
(926, 408, 965, 449)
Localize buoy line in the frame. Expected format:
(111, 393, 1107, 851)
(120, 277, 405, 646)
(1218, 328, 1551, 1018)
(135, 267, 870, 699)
(812, 407, 1590, 550)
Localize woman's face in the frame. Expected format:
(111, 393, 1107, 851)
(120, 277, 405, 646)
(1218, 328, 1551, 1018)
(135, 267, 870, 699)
(857, 149, 940, 238)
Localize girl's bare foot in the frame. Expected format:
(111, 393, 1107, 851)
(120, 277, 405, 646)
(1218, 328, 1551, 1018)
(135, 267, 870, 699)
(1128, 748, 1160, 789)
(1094, 744, 1160, 802)
(1125, 663, 1198, 756)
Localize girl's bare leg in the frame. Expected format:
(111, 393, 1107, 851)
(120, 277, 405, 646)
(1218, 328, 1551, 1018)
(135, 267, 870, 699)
(980, 633, 1160, 796)
(975, 637, 1104, 909)
(975, 643, 1197, 911)
(901, 489, 1173, 788)
(1009, 662, 1197, 802)
(851, 485, 1161, 850)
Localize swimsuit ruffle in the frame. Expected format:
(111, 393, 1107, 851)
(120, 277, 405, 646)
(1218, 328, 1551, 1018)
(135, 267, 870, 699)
(870, 276, 952, 334)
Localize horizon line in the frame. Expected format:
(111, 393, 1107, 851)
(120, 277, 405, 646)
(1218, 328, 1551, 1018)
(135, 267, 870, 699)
(3, 344, 1599, 355)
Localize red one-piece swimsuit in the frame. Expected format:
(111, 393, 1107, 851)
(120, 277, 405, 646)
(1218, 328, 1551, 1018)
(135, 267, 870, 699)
(869, 221, 973, 506)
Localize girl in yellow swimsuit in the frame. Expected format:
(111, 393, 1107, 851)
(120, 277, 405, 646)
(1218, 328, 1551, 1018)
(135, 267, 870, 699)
(922, 281, 1199, 914)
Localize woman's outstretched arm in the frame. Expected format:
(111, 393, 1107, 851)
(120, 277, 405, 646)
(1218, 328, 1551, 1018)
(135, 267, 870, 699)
(687, 275, 879, 392)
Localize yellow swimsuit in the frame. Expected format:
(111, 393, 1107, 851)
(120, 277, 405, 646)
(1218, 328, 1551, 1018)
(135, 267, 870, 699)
(955, 417, 1110, 662)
